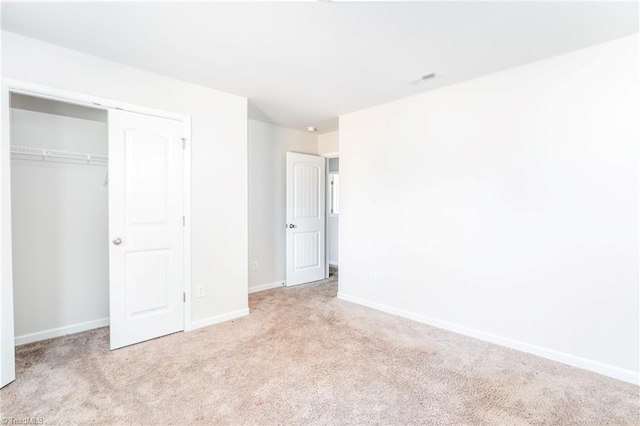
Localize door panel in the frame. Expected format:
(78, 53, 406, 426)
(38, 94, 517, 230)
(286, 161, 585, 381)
(109, 110, 184, 350)
(125, 249, 170, 316)
(286, 152, 325, 286)
(294, 232, 320, 269)
(294, 164, 319, 218)
(125, 130, 168, 224)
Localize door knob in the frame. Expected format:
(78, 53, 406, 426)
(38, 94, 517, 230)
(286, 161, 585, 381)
(288, 224, 296, 229)
(112, 237, 123, 245)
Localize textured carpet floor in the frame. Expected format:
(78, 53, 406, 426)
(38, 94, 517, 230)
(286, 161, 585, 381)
(1, 272, 638, 425)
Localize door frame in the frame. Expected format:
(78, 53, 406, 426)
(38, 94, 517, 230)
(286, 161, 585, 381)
(0, 79, 193, 386)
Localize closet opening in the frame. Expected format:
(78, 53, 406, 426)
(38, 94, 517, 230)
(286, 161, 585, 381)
(9, 93, 110, 345)
(2, 81, 192, 387)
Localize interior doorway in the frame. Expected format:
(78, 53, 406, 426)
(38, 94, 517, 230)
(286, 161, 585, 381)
(285, 152, 326, 286)
(284, 152, 340, 287)
(326, 155, 339, 280)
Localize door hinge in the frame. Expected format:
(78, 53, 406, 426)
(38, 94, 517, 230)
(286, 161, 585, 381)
(183, 292, 186, 303)
(181, 138, 186, 150)
(182, 216, 186, 227)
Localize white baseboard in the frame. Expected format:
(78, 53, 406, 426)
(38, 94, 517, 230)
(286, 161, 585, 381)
(15, 317, 109, 346)
(329, 261, 339, 267)
(248, 281, 285, 294)
(188, 308, 250, 331)
(337, 292, 639, 385)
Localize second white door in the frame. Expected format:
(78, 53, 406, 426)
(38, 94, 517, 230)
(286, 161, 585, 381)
(286, 152, 326, 286)
(108, 109, 185, 350)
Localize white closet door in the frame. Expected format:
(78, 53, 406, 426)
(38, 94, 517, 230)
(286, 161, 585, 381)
(286, 152, 326, 286)
(108, 110, 184, 350)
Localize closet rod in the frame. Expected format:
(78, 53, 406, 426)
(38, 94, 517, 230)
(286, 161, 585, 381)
(10, 146, 108, 164)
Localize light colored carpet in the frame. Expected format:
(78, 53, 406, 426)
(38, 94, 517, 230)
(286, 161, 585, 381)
(1, 271, 638, 425)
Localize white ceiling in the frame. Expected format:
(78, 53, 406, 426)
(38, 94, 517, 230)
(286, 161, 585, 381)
(2, 2, 637, 133)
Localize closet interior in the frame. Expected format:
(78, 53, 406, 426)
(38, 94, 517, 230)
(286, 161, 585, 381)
(10, 93, 110, 344)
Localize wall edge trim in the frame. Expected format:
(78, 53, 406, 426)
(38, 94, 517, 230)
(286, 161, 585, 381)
(248, 281, 286, 294)
(336, 292, 639, 385)
(15, 317, 109, 346)
(188, 308, 250, 331)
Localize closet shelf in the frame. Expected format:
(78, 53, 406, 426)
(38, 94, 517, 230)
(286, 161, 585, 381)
(10, 146, 108, 164)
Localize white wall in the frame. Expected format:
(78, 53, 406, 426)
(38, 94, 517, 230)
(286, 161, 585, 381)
(328, 215, 339, 266)
(318, 131, 339, 155)
(10, 106, 109, 339)
(248, 120, 317, 291)
(338, 35, 639, 384)
(1, 31, 249, 327)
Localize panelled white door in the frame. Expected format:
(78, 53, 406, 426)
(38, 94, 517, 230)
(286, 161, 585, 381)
(108, 110, 185, 350)
(286, 152, 326, 286)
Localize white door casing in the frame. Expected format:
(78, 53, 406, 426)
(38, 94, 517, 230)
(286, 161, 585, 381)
(1, 83, 16, 388)
(109, 109, 185, 350)
(286, 152, 326, 286)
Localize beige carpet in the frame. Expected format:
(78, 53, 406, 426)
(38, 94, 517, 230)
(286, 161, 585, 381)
(1, 272, 638, 425)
